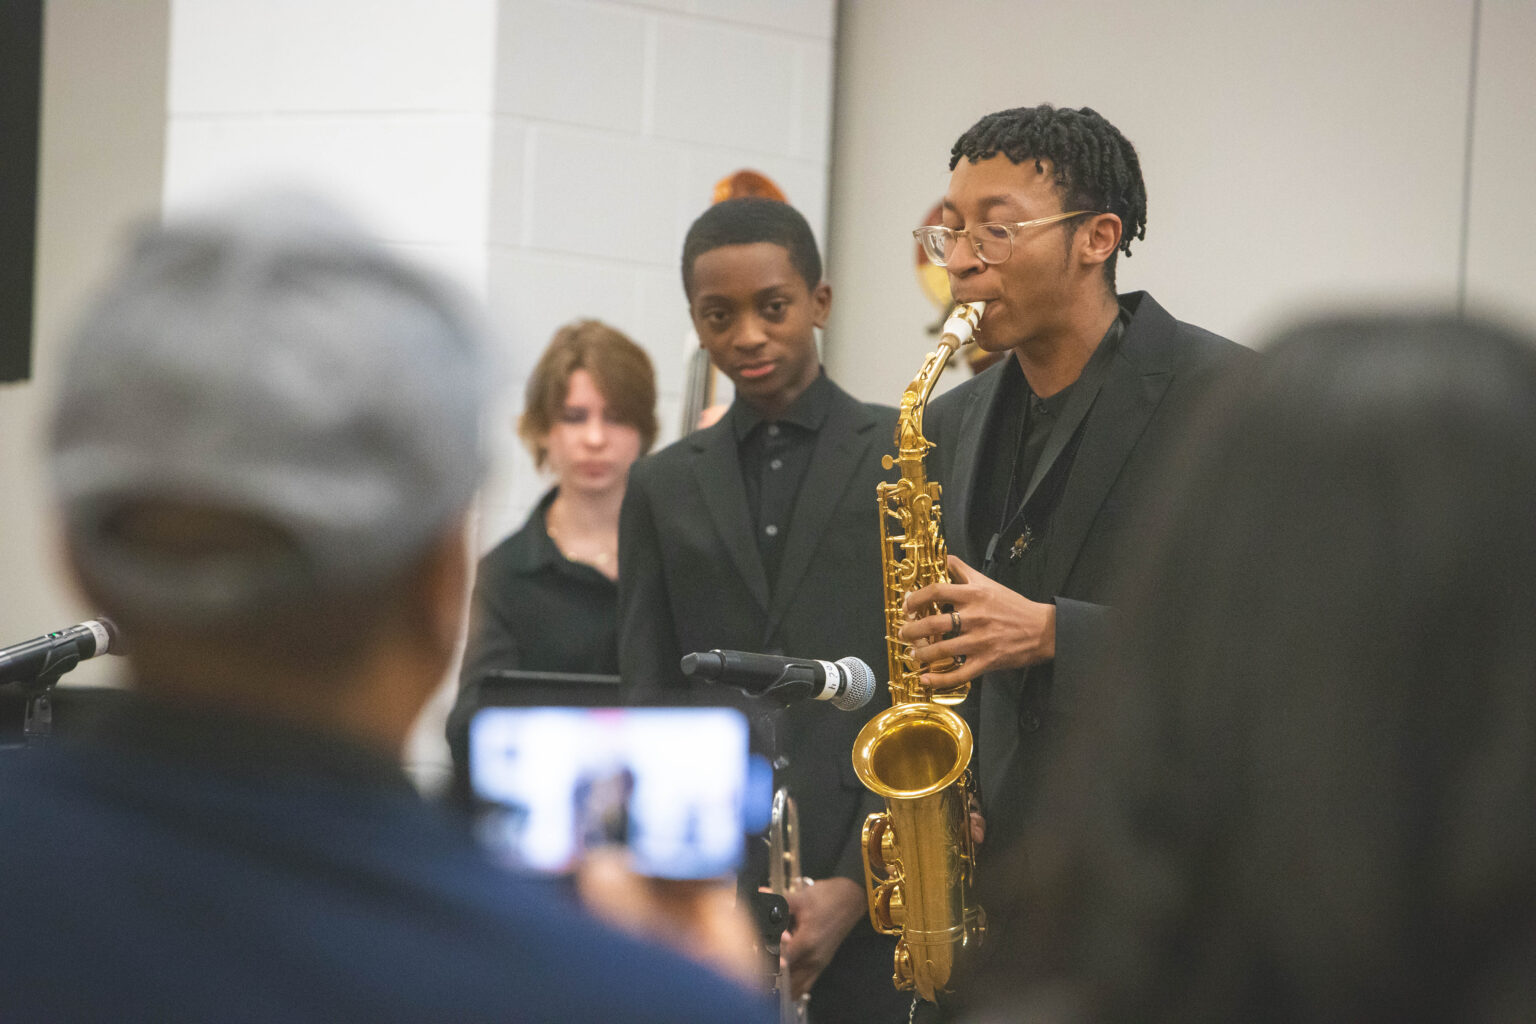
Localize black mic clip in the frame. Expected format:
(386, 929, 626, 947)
(11, 638, 86, 696)
(753, 665, 822, 708)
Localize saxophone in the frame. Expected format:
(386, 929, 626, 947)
(852, 301, 986, 1003)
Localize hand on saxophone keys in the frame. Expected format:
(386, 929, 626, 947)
(899, 554, 1057, 689)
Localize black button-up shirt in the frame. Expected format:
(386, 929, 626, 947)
(731, 371, 834, 591)
(969, 362, 1077, 600)
(446, 488, 618, 771)
(971, 311, 1128, 603)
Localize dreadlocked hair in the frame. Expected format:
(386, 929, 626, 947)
(950, 104, 1147, 288)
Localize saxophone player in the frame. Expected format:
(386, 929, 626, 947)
(897, 105, 1250, 867)
(619, 198, 912, 1023)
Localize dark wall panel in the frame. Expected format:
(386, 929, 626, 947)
(0, 1, 43, 383)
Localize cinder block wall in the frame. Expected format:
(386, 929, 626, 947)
(478, 0, 836, 548)
(162, 0, 838, 550)
(157, 0, 838, 784)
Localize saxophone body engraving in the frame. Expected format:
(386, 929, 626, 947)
(852, 302, 986, 1003)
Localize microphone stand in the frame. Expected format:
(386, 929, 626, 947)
(742, 704, 793, 997)
(3, 636, 91, 747)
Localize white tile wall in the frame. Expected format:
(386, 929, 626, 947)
(679, 149, 828, 247)
(631, 263, 694, 399)
(169, 0, 496, 114)
(486, 118, 531, 248)
(496, 0, 647, 131)
(521, 126, 689, 263)
(689, 0, 835, 39)
(164, 115, 493, 249)
(482, 0, 836, 549)
(485, 249, 641, 378)
(162, 0, 837, 778)
(651, 18, 800, 154)
(387, 243, 491, 298)
(795, 37, 833, 159)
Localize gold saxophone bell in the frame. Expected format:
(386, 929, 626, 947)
(852, 703, 983, 1002)
(855, 301, 987, 1003)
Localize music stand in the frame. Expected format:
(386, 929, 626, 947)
(477, 668, 622, 709)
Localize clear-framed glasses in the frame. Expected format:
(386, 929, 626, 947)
(913, 210, 1099, 267)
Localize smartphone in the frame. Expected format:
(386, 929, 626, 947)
(468, 706, 762, 880)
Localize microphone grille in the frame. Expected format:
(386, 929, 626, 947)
(831, 656, 877, 711)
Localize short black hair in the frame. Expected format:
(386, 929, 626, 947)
(951, 104, 1147, 288)
(681, 197, 822, 300)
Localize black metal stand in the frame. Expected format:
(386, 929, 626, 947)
(1, 637, 89, 747)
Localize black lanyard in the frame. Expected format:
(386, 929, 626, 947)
(983, 312, 1127, 574)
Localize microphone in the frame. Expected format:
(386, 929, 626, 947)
(0, 619, 123, 689)
(680, 650, 877, 711)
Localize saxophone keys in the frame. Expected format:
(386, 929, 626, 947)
(873, 880, 905, 932)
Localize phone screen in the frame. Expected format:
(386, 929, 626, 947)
(468, 706, 756, 879)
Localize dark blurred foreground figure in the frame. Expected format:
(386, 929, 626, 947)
(967, 314, 1536, 1024)
(0, 194, 769, 1023)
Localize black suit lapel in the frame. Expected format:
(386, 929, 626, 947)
(1041, 296, 1176, 596)
(766, 388, 875, 634)
(942, 362, 1008, 567)
(691, 423, 772, 615)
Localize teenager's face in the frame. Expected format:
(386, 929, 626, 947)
(941, 155, 1084, 352)
(541, 369, 643, 499)
(688, 242, 830, 418)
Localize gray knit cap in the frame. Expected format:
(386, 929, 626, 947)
(49, 191, 492, 619)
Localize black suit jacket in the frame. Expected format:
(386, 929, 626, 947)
(618, 379, 896, 885)
(618, 379, 916, 1023)
(927, 291, 1250, 855)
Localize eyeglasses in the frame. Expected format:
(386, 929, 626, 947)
(913, 211, 1099, 267)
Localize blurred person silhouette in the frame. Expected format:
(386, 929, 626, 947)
(0, 193, 768, 1022)
(445, 320, 657, 774)
(962, 314, 1536, 1023)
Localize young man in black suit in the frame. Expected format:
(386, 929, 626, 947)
(897, 105, 1251, 860)
(618, 198, 911, 1023)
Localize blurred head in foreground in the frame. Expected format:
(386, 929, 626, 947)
(977, 314, 1536, 1023)
(49, 192, 491, 751)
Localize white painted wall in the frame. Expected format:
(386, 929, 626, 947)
(157, 0, 837, 554)
(162, 0, 499, 287)
(7, 0, 835, 784)
(0, 1, 169, 689)
(825, 0, 1536, 403)
(478, 0, 837, 551)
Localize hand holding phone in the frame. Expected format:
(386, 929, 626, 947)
(468, 706, 755, 880)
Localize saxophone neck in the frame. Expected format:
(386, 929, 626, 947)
(891, 301, 985, 462)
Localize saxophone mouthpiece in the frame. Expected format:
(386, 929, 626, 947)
(941, 301, 986, 347)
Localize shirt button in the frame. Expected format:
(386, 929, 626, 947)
(770, 458, 783, 471)
(767, 424, 780, 437)
(764, 524, 779, 537)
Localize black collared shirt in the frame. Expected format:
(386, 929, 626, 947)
(731, 371, 834, 590)
(446, 488, 618, 770)
(972, 311, 1128, 602)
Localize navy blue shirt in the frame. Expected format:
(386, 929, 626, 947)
(0, 694, 771, 1023)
